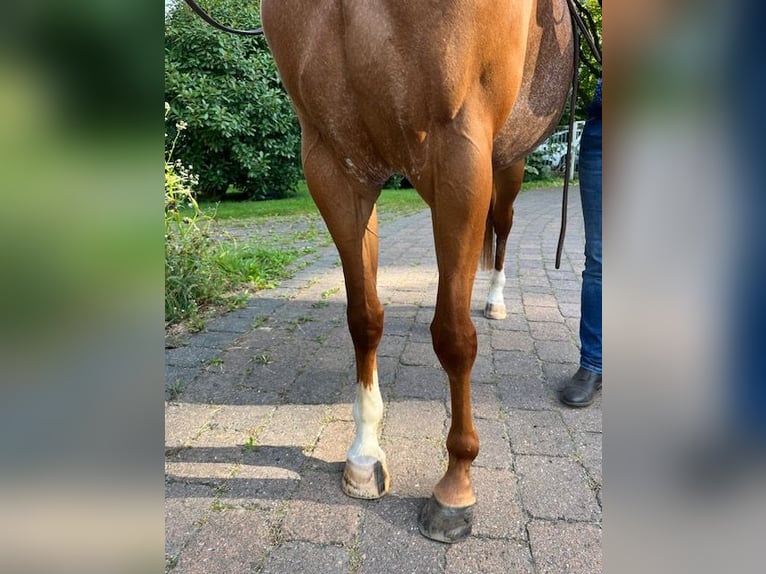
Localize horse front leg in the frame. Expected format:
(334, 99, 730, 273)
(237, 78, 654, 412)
(340, 207, 390, 499)
(416, 127, 494, 543)
(301, 132, 389, 499)
(485, 159, 524, 320)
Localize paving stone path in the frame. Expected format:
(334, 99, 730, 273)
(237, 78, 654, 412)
(165, 187, 602, 574)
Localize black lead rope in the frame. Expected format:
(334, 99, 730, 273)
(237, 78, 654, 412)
(556, 13, 581, 270)
(556, 0, 602, 269)
(182, 0, 264, 36)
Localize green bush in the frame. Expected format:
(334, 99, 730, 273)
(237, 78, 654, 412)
(165, 0, 302, 200)
(165, 104, 307, 326)
(165, 104, 223, 323)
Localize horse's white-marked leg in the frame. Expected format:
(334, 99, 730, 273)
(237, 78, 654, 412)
(342, 370, 390, 498)
(300, 127, 390, 499)
(484, 160, 524, 321)
(484, 268, 507, 320)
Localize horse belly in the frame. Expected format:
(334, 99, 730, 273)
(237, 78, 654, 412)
(492, 0, 574, 168)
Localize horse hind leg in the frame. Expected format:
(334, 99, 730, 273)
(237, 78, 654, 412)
(484, 159, 524, 320)
(301, 131, 390, 499)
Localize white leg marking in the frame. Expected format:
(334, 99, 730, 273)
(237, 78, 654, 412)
(487, 269, 506, 306)
(347, 370, 385, 464)
(485, 269, 507, 320)
(342, 370, 390, 498)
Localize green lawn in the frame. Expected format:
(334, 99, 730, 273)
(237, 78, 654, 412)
(190, 178, 565, 222)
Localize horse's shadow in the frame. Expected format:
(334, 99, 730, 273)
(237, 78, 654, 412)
(166, 444, 427, 532)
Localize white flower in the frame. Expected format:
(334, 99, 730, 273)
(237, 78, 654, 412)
(176, 120, 188, 131)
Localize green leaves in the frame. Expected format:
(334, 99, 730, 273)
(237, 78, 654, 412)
(165, 0, 302, 200)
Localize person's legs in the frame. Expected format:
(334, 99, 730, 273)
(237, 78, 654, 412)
(578, 117, 602, 373)
(561, 116, 602, 407)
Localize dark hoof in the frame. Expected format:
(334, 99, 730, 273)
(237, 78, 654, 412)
(417, 496, 474, 543)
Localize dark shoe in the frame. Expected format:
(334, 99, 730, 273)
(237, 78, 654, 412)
(559, 367, 602, 408)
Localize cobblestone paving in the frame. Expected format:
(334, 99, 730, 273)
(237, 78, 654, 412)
(165, 187, 601, 573)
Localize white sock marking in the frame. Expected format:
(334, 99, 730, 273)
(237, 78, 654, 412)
(487, 269, 506, 306)
(347, 370, 385, 464)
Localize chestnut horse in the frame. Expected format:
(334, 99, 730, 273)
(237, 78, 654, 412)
(261, 0, 573, 542)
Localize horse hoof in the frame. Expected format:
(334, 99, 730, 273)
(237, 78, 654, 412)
(342, 456, 390, 499)
(417, 496, 474, 543)
(484, 303, 507, 320)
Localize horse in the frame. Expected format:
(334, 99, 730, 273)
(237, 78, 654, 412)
(261, 0, 574, 542)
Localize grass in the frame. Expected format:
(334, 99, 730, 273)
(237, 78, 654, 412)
(195, 183, 318, 220)
(523, 176, 567, 189)
(189, 177, 566, 222)
(167, 176, 566, 332)
(190, 182, 427, 222)
(242, 436, 258, 453)
(165, 230, 306, 327)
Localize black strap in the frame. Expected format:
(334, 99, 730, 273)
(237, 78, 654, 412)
(555, 19, 581, 270)
(556, 0, 601, 269)
(182, 0, 264, 36)
(570, 0, 602, 66)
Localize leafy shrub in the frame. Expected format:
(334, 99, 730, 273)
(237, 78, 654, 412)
(165, 103, 303, 326)
(165, 104, 224, 323)
(383, 174, 415, 189)
(164, 0, 302, 200)
(524, 140, 568, 181)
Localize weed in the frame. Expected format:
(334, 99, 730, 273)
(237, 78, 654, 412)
(213, 482, 229, 497)
(165, 104, 304, 328)
(291, 226, 320, 242)
(287, 315, 315, 332)
(321, 287, 341, 299)
(311, 300, 329, 309)
(268, 502, 290, 546)
(254, 353, 272, 365)
(224, 292, 249, 311)
(251, 316, 268, 329)
(348, 533, 363, 574)
(165, 555, 179, 572)
(210, 498, 237, 512)
(187, 315, 205, 333)
(167, 379, 183, 401)
(242, 436, 258, 453)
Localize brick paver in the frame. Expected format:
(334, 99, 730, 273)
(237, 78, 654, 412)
(165, 187, 601, 573)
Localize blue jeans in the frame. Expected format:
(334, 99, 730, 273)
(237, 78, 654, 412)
(578, 116, 602, 374)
